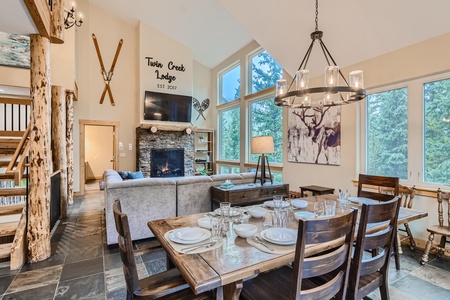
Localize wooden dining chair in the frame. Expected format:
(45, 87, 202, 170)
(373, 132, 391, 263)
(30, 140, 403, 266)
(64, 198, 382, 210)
(357, 174, 399, 202)
(347, 197, 401, 300)
(113, 200, 214, 300)
(397, 186, 417, 251)
(421, 189, 450, 265)
(240, 209, 358, 300)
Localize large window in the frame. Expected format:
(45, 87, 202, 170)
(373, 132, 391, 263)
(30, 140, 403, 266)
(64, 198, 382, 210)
(219, 64, 240, 104)
(363, 73, 450, 187)
(249, 50, 283, 94)
(219, 106, 240, 161)
(366, 88, 408, 179)
(250, 98, 283, 164)
(424, 78, 450, 184)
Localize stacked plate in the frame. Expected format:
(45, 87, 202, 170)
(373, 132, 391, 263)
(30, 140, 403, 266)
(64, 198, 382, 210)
(169, 227, 211, 244)
(260, 228, 297, 245)
(264, 201, 290, 208)
(291, 199, 308, 208)
(294, 211, 315, 220)
(214, 208, 240, 216)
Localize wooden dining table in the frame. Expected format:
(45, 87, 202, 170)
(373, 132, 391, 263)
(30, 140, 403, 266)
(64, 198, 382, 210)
(147, 194, 428, 300)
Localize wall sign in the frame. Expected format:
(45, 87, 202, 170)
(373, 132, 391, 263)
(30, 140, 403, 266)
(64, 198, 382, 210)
(145, 56, 186, 91)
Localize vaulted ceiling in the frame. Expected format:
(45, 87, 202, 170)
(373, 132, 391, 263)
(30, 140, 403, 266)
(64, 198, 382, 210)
(2, 0, 450, 76)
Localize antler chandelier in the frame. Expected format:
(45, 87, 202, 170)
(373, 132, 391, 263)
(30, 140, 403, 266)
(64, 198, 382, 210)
(275, 0, 366, 108)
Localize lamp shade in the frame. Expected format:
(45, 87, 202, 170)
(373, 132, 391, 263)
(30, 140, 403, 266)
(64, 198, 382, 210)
(251, 136, 274, 154)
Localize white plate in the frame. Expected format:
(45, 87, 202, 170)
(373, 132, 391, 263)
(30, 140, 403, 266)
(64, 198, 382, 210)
(291, 199, 308, 208)
(169, 228, 211, 244)
(260, 228, 297, 245)
(294, 211, 315, 220)
(214, 208, 240, 216)
(264, 201, 290, 208)
(348, 197, 378, 204)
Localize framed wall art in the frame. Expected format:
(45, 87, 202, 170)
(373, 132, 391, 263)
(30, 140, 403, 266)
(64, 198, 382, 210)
(0, 32, 30, 69)
(287, 106, 341, 165)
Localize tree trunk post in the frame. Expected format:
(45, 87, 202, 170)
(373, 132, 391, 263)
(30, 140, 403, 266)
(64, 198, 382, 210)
(28, 34, 52, 263)
(51, 85, 68, 219)
(66, 91, 74, 205)
(50, 0, 65, 44)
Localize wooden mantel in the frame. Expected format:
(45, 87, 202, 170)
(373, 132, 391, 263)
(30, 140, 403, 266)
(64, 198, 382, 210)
(140, 123, 197, 133)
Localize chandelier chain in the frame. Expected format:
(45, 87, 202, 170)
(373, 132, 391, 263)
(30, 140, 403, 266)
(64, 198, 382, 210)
(315, 0, 319, 31)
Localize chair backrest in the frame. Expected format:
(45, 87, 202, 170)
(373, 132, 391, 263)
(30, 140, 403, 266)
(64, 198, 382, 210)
(113, 200, 140, 297)
(437, 189, 450, 227)
(290, 209, 357, 300)
(357, 174, 399, 201)
(348, 197, 401, 298)
(399, 185, 415, 209)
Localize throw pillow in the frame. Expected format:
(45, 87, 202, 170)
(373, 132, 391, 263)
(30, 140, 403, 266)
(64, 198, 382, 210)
(128, 170, 144, 179)
(117, 170, 129, 180)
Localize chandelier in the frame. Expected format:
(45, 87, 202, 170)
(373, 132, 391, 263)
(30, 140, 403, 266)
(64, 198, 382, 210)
(274, 0, 366, 108)
(64, 2, 83, 29)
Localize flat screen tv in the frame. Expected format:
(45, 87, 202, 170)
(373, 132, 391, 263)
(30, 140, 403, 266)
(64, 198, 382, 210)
(144, 91, 192, 122)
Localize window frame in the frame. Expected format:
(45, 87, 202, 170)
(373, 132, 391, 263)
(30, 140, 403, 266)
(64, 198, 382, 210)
(217, 103, 241, 163)
(218, 61, 241, 105)
(360, 71, 450, 189)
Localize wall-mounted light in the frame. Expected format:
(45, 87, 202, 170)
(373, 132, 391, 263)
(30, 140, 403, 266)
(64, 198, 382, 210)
(149, 126, 158, 133)
(185, 128, 192, 135)
(64, 1, 84, 29)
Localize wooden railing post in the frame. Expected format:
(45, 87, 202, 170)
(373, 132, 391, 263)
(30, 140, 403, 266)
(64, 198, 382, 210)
(51, 86, 68, 218)
(28, 34, 51, 263)
(66, 91, 74, 205)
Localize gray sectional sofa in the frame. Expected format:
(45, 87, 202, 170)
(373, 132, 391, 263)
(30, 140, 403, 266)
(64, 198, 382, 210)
(103, 169, 256, 246)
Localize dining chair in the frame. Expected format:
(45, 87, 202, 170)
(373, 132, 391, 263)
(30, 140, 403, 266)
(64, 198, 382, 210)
(357, 174, 401, 270)
(421, 189, 450, 265)
(347, 196, 401, 300)
(357, 174, 399, 202)
(240, 209, 358, 300)
(397, 186, 417, 251)
(113, 200, 214, 300)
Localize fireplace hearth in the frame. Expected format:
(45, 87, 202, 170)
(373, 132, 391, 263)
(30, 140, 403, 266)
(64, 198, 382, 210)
(151, 148, 185, 177)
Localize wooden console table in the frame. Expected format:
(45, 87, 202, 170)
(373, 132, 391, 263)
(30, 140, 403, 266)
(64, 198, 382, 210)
(211, 183, 289, 209)
(299, 185, 335, 197)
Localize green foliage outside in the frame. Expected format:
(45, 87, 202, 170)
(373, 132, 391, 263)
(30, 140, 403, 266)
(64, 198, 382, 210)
(220, 107, 240, 160)
(424, 79, 450, 184)
(366, 88, 408, 179)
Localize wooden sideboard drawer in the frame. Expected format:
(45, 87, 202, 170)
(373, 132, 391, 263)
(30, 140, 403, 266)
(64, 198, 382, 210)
(228, 190, 260, 203)
(260, 186, 289, 197)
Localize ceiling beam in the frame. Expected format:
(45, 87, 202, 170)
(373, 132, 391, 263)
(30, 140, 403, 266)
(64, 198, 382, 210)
(23, 0, 51, 39)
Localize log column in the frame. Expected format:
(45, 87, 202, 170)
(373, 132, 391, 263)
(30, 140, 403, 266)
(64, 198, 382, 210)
(28, 34, 51, 263)
(51, 86, 68, 218)
(66, 91, 74, 205)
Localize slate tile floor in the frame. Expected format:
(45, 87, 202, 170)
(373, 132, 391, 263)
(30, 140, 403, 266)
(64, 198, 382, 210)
(1, 182, 450, 299)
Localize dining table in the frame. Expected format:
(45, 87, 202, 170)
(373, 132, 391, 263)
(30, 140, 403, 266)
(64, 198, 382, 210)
(147, 194, 428, 300)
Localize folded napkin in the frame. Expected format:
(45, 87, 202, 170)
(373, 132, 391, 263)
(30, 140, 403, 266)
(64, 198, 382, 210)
(246, 233, 296, 255)
(164, 231, 223, 254)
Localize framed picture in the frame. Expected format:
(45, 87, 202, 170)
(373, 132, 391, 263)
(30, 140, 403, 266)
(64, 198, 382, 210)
(287, 106, 341, 165)
(0, 32, 30, 69)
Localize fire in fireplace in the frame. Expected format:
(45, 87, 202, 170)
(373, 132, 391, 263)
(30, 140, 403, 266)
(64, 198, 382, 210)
(151, 148, 185, 177)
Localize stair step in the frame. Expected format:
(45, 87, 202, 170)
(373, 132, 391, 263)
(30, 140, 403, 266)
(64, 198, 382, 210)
(0, 242, 12, 259)
(0, 221, 19, 237)
(0, 188, 26, 197)
(0, 203, 25, 216)
(0, 161, 13, 168)
(0, 174, 16, 180)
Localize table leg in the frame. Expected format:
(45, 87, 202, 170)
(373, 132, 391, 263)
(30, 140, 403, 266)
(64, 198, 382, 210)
(216, 280, 243, 300)
(300, 189, 304, 197)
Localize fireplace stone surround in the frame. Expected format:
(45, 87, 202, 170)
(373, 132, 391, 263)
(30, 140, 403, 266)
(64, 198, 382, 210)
(136, 125, 195, 177)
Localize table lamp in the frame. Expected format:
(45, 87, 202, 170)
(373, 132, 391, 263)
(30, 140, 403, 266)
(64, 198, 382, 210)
(251, 136, 274, 185)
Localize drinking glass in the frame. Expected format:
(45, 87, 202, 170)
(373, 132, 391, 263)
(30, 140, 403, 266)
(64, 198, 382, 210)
(211, 217, 222, 242)
(274, 209, 288, 228)
(231, 206, 242, 224)
(314, 201, 324, 218)
(263, 211, 274, 229)
(273, 195, 283, 211)
(324, 200, 336, 216)
(220, 202, 231, 218)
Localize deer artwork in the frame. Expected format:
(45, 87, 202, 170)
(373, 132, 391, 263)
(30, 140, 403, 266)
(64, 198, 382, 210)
(292, 107, 341, 164)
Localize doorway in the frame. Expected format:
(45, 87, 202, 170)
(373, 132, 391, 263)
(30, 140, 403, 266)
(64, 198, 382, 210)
(79, 120, 119, 195)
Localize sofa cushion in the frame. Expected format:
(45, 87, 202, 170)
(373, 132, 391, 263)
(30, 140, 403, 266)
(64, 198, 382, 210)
(210, 174, 242, 183)
(128, 170, 144, 179)
(117, 170, 129, 180)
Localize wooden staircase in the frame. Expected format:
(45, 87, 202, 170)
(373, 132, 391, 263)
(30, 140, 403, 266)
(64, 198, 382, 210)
(0, 97, 30, 269)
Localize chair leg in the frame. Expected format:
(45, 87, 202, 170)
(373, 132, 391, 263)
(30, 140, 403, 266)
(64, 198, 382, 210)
(404, 223, 415, 251)
(397, 232, 403, 254)
(393, 231, 401, 270)
(438, 236, 446, 258)
(379, 283, 390, 300)
(421, 233, 434, 265)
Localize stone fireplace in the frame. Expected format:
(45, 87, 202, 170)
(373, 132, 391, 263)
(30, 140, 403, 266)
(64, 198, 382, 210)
(136, 126, 194, 177)
(151, 148, 184, 177)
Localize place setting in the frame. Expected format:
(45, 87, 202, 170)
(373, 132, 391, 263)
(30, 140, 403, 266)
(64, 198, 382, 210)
(164, 226, 224, 254)
(247, 227, 297, 254)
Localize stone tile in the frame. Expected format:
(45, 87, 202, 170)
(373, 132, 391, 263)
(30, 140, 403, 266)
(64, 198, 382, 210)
(54, 273, 104, 299)
(391, 271, 450, 298)
(0, 275, 15, 295)
(427, 254, 450, 272)
(65, 244, 103, 264)
(6, 265, 62, 294)
(106, 287, 127, 300)
(140, 247, 166, 262)
(69, 234, 103, 249)
(105, 264, 148, 294)
(20, 253, 66, 272)
(60, 257, 103, 282)
(134, 238, 161, 250)
(3, 284, 57, 300)
(366, 285, 423, 300)
(144, 257, 167, 276)
(0, 267, 19, 279)
(104, 252, 142, 271)
(411, 264, 450, 290)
